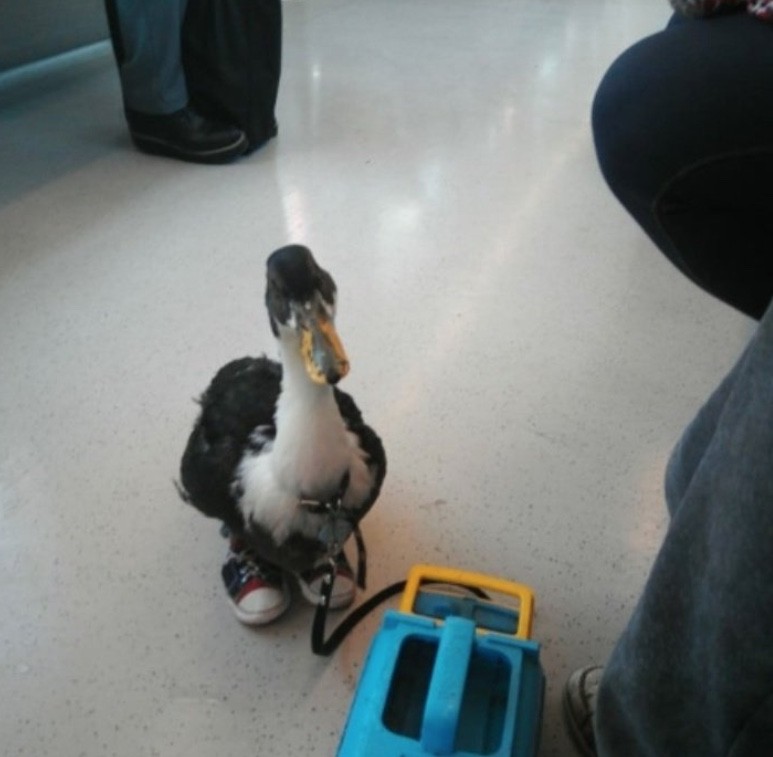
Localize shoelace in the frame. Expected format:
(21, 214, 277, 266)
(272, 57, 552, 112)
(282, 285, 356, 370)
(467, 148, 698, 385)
(231, 550, 282, 585)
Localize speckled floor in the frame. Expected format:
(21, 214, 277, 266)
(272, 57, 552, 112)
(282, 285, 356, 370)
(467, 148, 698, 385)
(0, 1, 755, 756)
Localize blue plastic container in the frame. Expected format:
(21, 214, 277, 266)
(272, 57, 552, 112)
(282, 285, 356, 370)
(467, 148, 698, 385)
(337, 566, 545, 757)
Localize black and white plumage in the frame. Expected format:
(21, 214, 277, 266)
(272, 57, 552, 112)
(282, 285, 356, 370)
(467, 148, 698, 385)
(178, 245, 386, 573)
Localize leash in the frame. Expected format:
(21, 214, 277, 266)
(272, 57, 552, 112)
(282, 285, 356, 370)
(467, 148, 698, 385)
(311, 558, 407, 656)
(309, 530, 489, 657)
(299, 476, 395, 655)
(298, 477, 489, 656)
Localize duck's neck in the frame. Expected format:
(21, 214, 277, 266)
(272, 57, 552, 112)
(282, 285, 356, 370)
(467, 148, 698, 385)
(276, 340, 332, 410)
(272, 341, 347, 494)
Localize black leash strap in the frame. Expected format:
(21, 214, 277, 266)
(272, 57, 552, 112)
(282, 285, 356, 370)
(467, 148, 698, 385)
(312, 522, 392, 656)
(352, 524, 366, 589)
(311, 575, 408, 656)
(311, 527, 489, 656)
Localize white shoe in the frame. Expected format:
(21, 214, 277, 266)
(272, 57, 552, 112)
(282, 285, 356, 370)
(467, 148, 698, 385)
(221, 548, 290, 625)
(297, 551, 356, 610)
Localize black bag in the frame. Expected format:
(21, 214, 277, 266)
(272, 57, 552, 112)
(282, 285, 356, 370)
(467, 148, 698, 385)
(182, 0, 282, 153)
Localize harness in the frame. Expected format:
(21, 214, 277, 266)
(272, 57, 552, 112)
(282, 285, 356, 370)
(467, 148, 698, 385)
(299, 471, 389, 655)
(283, 475, 490, 656)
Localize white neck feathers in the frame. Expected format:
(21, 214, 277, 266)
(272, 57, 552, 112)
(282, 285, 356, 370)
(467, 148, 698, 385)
(270, 339, 349, 497)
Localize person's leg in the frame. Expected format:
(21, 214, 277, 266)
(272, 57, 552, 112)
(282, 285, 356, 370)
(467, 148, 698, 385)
(104, 0, 248, 163)
(595, 299, 773, 756)
(105, 0, 189, 114)
(663, 352, 740, 517)
(566, 13, 773, 756)
(565, 353, 741, 757)
(592, 12, 773, 320)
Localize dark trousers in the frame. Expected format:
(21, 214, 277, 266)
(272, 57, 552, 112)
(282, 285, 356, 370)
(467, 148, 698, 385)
(592, 12, 773, 321)
(591, 12, 773, 756)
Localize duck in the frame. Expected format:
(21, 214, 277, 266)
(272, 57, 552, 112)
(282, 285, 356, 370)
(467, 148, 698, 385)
(178, 244, 386, 576)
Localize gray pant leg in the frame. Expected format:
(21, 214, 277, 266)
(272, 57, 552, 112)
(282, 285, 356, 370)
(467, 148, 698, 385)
(663, 356, 742, 518)
(111, 0, 190, 114)
(596, 303, 773, 757)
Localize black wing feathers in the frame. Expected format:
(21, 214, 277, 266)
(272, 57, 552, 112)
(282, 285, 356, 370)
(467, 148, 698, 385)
(179, 356, 281, 528)
(334, 387, 387, 517)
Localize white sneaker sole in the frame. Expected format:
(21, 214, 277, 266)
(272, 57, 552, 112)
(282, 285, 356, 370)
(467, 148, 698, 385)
(228, 589, 291, 626)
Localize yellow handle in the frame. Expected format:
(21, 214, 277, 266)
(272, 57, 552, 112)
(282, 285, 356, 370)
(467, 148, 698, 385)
(398, 564, 535, 640)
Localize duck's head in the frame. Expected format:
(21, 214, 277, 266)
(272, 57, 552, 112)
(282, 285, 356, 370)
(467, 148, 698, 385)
(265, 245, 350, 386)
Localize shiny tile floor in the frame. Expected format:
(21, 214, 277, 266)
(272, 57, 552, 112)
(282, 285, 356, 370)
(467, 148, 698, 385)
(0, 1, 755, 755)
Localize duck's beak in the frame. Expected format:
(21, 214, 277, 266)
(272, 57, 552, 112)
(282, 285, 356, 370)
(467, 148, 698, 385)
(297, 299, 350, 385)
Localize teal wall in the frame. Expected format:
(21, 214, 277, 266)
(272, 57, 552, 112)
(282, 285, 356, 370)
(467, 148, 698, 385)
(0, 1, 108, 72)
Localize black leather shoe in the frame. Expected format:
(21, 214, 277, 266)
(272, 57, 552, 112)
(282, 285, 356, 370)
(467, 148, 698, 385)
(125, 106, 248, 164)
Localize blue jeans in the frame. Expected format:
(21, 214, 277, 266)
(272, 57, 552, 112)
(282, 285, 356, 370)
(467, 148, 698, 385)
(592, 12, 773, 756)
(105, 0, 190, 114)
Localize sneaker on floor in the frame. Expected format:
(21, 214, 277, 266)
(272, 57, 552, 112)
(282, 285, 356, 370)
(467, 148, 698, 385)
(563, 665, 603, 757)
(221, 547, 290, 626)
(297, 550, 356, 610)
